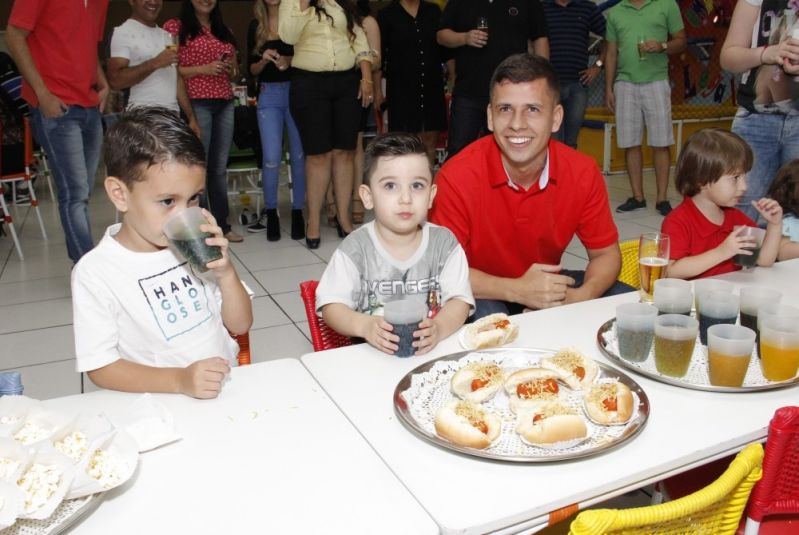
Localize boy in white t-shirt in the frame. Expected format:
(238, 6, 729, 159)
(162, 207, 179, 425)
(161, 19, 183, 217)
(317, 133, 474, 355)
(72, 107, 252, 399)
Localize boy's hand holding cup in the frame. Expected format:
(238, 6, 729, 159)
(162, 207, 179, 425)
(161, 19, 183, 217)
(164, 206, 224, 273)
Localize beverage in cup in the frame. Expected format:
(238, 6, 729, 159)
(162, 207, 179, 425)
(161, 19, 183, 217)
(166, 33, 179, 53)
(638, 36, 647, 61)
(163, 207, 223, 273)
(740, 287, 782, 357)
(698, 291, 739, 346)
(477, 16, 489, 34)
(638, 232, 670, 303)
(757, 303, 799, 360)
(654, 314, 699, 377)
(693, 279, 733, 323)
(733, 225, 766, 268)
(615, 302, 658, 362)
(653, 278, 692, 315)
(383, 299, 428, 358)
(759, 316, 799, 382)
(707, 324, 756, 387)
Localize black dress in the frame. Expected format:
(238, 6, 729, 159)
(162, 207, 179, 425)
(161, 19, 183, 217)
(377, 0, 447, 132)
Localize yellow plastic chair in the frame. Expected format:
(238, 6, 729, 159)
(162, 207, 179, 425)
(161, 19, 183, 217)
(568, 443, 763, 535)
(618, 239, 640, 290)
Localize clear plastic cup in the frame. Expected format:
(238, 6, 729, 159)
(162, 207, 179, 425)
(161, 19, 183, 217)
(653, 278, 693, 315)
(615, 303, 658, 362)
(707, 324, 756, 387)
(654, 314, 699, 377)
(739, 287, 782, 332)
(759, 316, 799, 382)
(698, 291, 739, 346)
(694, 279, 734, 322)
(383, 299, 427, 357)
(733, 225, 766, 268)
(163, 207, 223, 273)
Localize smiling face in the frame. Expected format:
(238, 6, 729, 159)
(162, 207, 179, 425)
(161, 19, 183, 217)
(129, 0, 163, 26)
(700, 170, 748, 208)
(359, 154, 436, 238)
(191, 0, 217, 18)
(487, 79, 562, 186)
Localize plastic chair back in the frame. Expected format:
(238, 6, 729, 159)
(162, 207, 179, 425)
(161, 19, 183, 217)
(618, 239, 641, 290)
(299, 280, 353, 352)
(569, 443, 764, 535)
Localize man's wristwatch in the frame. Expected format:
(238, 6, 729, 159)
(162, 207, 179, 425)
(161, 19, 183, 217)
(594, 59, 604, 69)
(661, 42, 668, 52)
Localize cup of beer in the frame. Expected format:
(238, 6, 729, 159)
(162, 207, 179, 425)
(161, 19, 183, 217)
(615, 302, 658, 362)
(740, 287, 782, 357)
(476, 16, 489, 33)
(707, 324, 756, 387)
(163, 207, 223, 273)
(166, 33, 179, 53)
(759, 316, 799, 382)
(733, 225, 766, 269)
(638, 35, 647, 61)
(693, 279, 733, 322)
(654, 314, 698, 377)
(653, 278, 692, 315)
(383, 299, 427, 358)
(638, 232, 670, 303)
(698, 291, 739, 346)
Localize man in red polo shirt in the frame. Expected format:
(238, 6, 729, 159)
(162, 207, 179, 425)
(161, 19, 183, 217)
(5, 0, 109, 263)
(430, 53, 629, 318)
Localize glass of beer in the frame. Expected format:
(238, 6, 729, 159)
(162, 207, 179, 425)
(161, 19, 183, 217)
(654, 314, 699, 377)
(476, 16, 489, 34)
(759, 316, 799, 382)
(733, 225, 766, 269)
(638, 35, 647, 61)
(693, 279, 733, 322)
(615, 302, 658, 362)
(383, 299, 427, 358)
(638, 232, 670, 303)
(707, 324, 756, 387)
(163, 207, 223, 273)
(166, 33, 179, 53)
(653, 278, 692, 315)
(698, 290, 739, 346)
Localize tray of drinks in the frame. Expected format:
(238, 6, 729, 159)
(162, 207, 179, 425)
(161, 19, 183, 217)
(596, 317, 799, 392)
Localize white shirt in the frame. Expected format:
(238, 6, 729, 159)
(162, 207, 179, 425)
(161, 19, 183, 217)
(110, 19, 179, 111)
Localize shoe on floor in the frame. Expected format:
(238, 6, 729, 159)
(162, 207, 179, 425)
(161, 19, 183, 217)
(225, 231, 244, 243)
(291, 209, 305, 240)
(656, 200, 673, 216)
(616, 197, 646, 213)
(247, 211, 268, 233)
(266, 209, 281, 241)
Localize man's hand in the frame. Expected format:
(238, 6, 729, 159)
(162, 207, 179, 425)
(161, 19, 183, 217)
(153, 48, 179, 69)
(38, 91, 67, 118)
(178, 357, 230, 399)
(579, 65, 601, 86)
(605, 87, 616, 113)
(515, 264, 576, 310)
(465, 30, 488, 48)
(361, 315, 399, 354)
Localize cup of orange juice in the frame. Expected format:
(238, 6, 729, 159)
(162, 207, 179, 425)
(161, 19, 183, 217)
(707, 324, 755, 387)
(759, 316, 799, 382)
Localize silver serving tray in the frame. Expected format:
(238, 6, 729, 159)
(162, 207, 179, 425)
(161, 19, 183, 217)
(597, 318, 799, 393)
(3, 494, 102, 535)
(393, 348, 650, 462)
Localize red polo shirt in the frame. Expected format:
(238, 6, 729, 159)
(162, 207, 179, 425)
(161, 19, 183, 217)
(429, 136, 618, 279)
(661, 196, 755, 279)
(9, 0, 108, 108)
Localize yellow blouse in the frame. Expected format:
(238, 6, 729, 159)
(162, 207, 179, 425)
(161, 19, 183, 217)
(279, 0, 372, 72)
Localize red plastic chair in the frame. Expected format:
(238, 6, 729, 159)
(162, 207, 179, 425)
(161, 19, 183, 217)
(299, 280, 352, 352)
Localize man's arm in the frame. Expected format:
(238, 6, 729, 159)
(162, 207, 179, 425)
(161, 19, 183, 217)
(564, 243, 621, 304)
(96, 62, 110, 113)
(437, 28, 486, 49)
(469, 265, 576, 310)
(529, 37, 549, 59)
(5, 23, 65, 118)
(106, 49, 177, 91)
(176, 72, 200, 137)
(604, 40, 618, 112)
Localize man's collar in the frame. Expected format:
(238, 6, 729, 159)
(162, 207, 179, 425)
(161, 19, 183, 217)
(488, 139, 552, 192)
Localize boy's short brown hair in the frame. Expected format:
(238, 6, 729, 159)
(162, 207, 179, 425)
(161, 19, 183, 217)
(768, 159, 799, 216)
(363, 132, 430, 186)
(104, 106, 206, 189)
(674, 129, 753, 197)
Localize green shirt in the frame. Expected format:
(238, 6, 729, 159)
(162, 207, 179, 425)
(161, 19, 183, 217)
(606, 0, 684, 83)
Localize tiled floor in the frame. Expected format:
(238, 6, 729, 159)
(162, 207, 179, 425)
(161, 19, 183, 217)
(0, 165, 681, 400)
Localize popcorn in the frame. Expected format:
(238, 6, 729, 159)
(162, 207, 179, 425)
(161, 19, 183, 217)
(86, 449, 124, 489)
(17, 464, 61, 513)
(0, 458, 20, 482)
(13, 421, 52, 445)
(54, 431, 88, 463)
(0, 415, 21, 425)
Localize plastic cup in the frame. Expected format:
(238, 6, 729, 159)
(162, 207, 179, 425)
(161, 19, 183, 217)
(759, 316, 799, 381)
(756, 303, 799, 359)
(615, 303, 658, 362)
(740, 287, 782, 357)
(653, 278, 693, 315)
(707, 324, 756, 387)
(383, 299, 427, 357)
(0, 372, 23, 396)
(733, 225, 766, 268)
(693, 279, 734, 321)
(163, 207, 223, 273)
(654, 314, 699, 377)
(698, 291, 739, 346)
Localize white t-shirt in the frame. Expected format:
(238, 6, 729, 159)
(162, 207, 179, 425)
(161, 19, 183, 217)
(72, 224, 240, 372)
(110, 19, 179, 111)
(316, 222, 474, 317)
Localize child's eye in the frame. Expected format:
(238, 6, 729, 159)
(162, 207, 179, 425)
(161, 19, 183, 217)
(412, 181, 427, 191)
(383, 182, 396, 191)
(160, 198, 175, 207)
(189, 193, 202, 204)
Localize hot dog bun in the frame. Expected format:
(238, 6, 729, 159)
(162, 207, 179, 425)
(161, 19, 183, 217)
(463, 313, 519, 349)
(584, 382, 634, 425)
(504, 368, 561, 413)
(541, 348, 599, 390)
(434, 400, 501, 449)
(451, 363, 504, 402)
(515, 402, 588, 445)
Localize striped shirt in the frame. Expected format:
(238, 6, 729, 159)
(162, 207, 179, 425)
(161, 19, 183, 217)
(543, 0, 606, 84)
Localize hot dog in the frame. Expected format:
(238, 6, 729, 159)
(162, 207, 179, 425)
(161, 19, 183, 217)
(584, 381, 634, 425)
(504, 368, 561, 413)
(463, 313, 519, 349)
(451, 363, 505, 402)
(515, 402, 589, 445)
(541, 348, 599, 390)
(434, 400, 501, 449)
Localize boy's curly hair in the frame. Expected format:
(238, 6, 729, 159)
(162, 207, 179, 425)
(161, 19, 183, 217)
(768, 160, 799, 217)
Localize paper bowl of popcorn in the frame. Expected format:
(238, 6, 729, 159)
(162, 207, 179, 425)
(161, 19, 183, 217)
(51, 413, 115, 464)
(66, 429, 138, 500)
(12, 409, 73, 446)
(0, 478, 24, 530)
(0, 438, 28, 484)
(0, 396, 41, 438)
(16, 445, 76, 520)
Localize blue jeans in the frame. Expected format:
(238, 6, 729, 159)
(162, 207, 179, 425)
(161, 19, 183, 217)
(193, 99, 235, 234)
(553, 82, 588, 149)
(470, 269, 636, 321)
(257, 82, 306, 210)
(732, 110, 799, 221)
(446, 95, 488, 159)
(30, 106, 102, 263)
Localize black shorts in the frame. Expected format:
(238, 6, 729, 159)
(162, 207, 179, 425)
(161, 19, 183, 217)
(289, 68, 361, 155)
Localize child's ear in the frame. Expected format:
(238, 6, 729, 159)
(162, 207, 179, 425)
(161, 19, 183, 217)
(104, 176, 130, 213)
(359, 183, 374, 210)
(428, 183, 437, 209)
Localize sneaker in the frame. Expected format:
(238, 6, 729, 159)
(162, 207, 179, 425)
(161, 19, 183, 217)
(616, 197, 646, 213)
(225, 231, 244, 243)
(656, 201, 673, 216)
(265, 209, 281, 242)
(247, 211, 268, 233)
